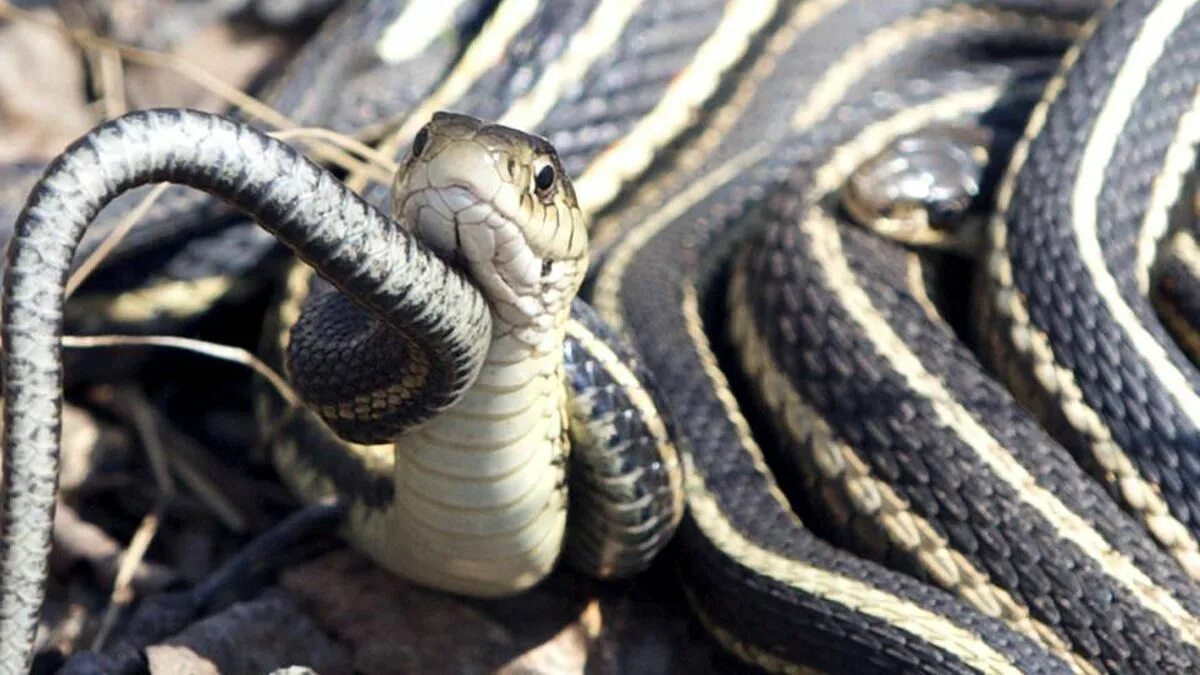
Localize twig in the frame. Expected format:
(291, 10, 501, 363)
(90, 505, 163, 651)
(62, 334, 302, 410)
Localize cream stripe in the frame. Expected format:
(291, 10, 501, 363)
(1072, 0, 1200, 425)
(729, 272, 1088, 672)
(1154, 229, 1200, 362)
(374, 0, 543, 159)
(498, 0, 644, 129)
(587, 0, 851, 249)
(812, 209, 1200, 645)
(684, 456, 1026, 675)
(564, 318, 685, 521)
(1164, 227, 1200, 280)
(574, 0, 781, 215)
(679, 584, 835, 675)
(904, 253, 944, 324)
(591, 143, 770, 331)
(375, 0, 475, 63)
(986, 11, 1200, 577)
(802, 103, 1200, 642)
(592, 9, 1036, 326)
(790, 6, 1078, 130)
(1135, 85, 1200, 293)
(679, 256, 1023, 671)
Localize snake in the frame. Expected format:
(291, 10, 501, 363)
(258, 111, 682, 596)
(0, 0, 780, 667)
(0, 103, 694, 668)
(7, 0, 1200, 673)
(589, 0, 1200, 671)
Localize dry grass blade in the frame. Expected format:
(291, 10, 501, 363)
(95, 46, 127, 118)
(154, 423, 248, 532)
(91, 507, 162, 651)
(0, 1, 373, 173)
(5, 3, 406, 297)
(62, 335, 302, 410)
(0, 1, 292, 127)
(115, 385, 174, 497)
(272, 127, 399, 185)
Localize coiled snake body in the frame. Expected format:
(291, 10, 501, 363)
(263, 112, 681, 596)
(8, 0, 1200, 672)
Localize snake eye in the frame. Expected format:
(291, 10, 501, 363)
(411, 127, 429, 158)
(541, 259, 553, 277)
(534, 163, 556, 193)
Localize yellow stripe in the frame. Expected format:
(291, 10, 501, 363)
(498, 0, 644, 130)
(728, 270, 1089, 672)
(684, 455, 1026, 675)
(801, 104, 1200, 644)
(375, 0, 476, 63)
(1073, 0, 1200, 418)
(1134, 86, 1200, 292)
(904, 252, 945, 324)
(1154, 230, 1200, 363)
(592, 10, 1046, 325)
(986, 10, 1200, 577)
(1163, 228, 1200, 281)
(374, 0, 543, 160)
(790, 6, 1078, 131)
(587, 0, 851, 249)
(592, 143, 770, 331)
(678, 255, 1026, 668)
(564, 318, 685, 522)
(680, 584, 824, 675)
(574, 0, 781, 215)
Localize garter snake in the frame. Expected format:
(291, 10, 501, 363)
(0, 106, 688, 671)
(8, 0, 1200, 673)
(590, 0, 1200, 671)
(259, 112, 683, 596)
(978, 0, 1200, 582)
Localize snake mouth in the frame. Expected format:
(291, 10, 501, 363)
(399, 181, 545, 318)
(400, 184, 518, 264)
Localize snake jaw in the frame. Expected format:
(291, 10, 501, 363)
(393, 114, 588, 338)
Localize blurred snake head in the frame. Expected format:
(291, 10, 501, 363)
(393, 112, 588, 336)
(842, 126, 992, 257)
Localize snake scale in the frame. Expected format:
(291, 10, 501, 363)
(6, 0, 1200, 672)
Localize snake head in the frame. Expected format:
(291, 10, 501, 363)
(393, 112, 588, 336)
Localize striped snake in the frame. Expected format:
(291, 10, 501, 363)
(6, 0, 1200, 672)
(590, 0, 1200, 671)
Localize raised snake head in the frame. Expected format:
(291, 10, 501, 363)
(393, 112, 588, 342)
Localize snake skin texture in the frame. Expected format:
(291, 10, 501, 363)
(0, 109, 491, 671)
(731, 101, 1200, 669)
(981, 0, 1200, 581)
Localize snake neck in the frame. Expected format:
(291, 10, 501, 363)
(340, 286, 575, 596)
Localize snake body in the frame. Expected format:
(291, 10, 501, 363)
(265, 112, 673, 596)
(9, 0, 1200, 672)
(591, 0, 1200, 671)
(980, 0, 1200, 579)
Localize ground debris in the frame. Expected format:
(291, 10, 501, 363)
(282, 550, 727, 675)
(145, 590, 351, 675)
(0, 9, 93, 161)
